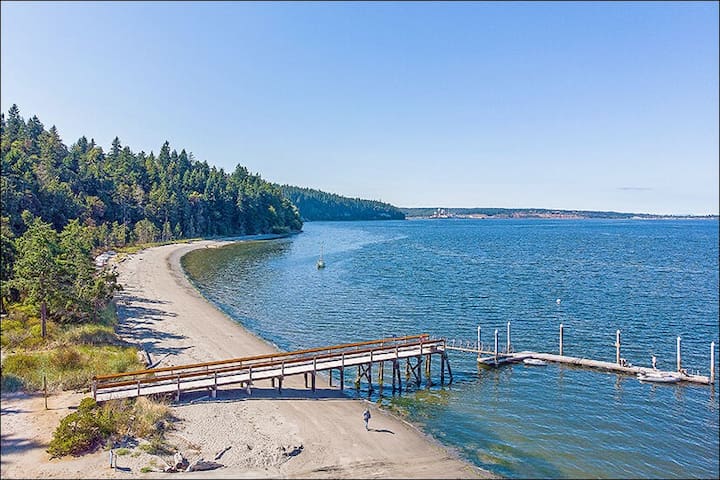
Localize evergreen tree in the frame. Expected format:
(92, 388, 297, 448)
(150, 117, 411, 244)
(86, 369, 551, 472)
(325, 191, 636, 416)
(11, 215, 63, 337)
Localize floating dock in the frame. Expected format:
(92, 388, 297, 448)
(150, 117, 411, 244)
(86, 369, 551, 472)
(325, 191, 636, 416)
(446, 323, 716, 386)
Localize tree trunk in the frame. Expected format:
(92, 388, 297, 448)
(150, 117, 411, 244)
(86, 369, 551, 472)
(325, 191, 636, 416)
(41, 301, 47, 338)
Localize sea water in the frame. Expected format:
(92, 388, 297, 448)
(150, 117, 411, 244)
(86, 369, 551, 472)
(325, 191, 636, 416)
(182, 219, 719, 478)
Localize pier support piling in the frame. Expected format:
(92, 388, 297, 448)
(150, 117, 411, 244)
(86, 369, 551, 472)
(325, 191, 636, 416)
(711, 341, 716, 384)
(440, 352, 445, 385)
(477, 326, 481, 361)
(507, 321, 511, 354)
(494, 329, 499, 360)
(615, 330, 621, 365)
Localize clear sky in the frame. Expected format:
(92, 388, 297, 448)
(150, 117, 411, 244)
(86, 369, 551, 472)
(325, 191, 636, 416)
(2, 1, 718, 215)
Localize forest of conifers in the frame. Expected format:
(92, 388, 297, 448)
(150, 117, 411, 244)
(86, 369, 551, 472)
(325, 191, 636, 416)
(280, 185, 405, 221)
(0, 105, 405, 319)
(0, 104, 302, 319)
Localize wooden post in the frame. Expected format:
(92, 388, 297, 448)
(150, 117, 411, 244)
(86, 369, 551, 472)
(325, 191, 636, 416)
(340, 353, 345, 389)
(446, 355, 453, 384)
(212, 371, 217, 398)
(92, 379, 97, 401)
(368, 362, 373, 392)
(559, 323, 564, 356)
(329, 368, 333, 387)
(416, 356, 423, 386)
(43, 375, 48, 410)
(440, 353, 445, 385)
(615, 330, 621, 365)
(494, 329, 499, 360)
(304, 372, 308, 388)
(176, 375, 180, 402)
(379, 361, 384, 385)
(278, 377, 283, 394)
(391, 360, 396, 392)
(397, 360, 402, 393)
(507, 321, 511, 353)
(137, 380, 141, 398)
(710, 341, 715, 384)
(312, 357, 317, 392)
(271, 378, 276, 388)
(676, 336, 681, 372)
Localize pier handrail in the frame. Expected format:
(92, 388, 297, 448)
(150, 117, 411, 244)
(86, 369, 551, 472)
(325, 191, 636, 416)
(93, 334, 438, 389)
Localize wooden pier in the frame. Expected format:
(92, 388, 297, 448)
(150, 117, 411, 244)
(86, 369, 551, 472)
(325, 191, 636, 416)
(445, 323, 716, 386)
(92, 334, 453, 402)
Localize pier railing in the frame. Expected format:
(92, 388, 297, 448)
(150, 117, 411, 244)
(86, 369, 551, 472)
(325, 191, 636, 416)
(92, 334, 452, 401)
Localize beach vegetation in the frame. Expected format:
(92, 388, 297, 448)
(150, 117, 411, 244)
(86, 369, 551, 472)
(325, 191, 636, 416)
(0, 303, 143, 392)
(47, 396, 173, 458)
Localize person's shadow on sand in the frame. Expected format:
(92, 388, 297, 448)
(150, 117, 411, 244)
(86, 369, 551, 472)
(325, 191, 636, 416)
(370, 428, 395, 434)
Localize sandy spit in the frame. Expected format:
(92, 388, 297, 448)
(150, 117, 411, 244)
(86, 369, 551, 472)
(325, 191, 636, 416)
(1, 236, 495, 479)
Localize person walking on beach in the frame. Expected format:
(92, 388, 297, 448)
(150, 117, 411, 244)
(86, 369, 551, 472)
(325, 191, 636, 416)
(363, 408, 371, 431)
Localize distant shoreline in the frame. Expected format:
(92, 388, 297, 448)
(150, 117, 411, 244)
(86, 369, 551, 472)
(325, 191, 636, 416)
(401, 207, 719, 221)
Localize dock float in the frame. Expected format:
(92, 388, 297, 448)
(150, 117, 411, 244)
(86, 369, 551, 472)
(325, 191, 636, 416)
(446, 323, 716, 386)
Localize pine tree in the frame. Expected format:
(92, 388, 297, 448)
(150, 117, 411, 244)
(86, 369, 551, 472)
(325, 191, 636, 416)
(11, 215, 63, 337)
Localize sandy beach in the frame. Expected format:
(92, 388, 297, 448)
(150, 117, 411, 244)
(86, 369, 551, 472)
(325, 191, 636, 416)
(1, 237, 492, 479)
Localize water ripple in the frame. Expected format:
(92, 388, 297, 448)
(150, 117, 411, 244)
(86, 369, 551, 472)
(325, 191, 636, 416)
(182, 219, 719, 479)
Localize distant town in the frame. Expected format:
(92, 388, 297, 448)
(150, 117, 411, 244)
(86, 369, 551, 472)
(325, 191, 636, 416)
(402, 207, 719, 220)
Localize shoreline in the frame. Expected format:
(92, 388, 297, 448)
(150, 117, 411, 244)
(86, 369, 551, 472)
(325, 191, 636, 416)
(0, 234, 494, 479)
(119, 235, 493, 478)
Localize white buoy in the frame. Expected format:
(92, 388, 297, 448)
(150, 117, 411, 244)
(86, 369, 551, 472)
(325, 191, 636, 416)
(556, 298, 561, 305)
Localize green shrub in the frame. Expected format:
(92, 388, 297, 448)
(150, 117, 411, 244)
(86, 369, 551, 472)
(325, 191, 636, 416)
(47, 398, 113, 458)
(48, 397, 173, 458)
(0, 319, 30, 348)
(1, 374, 25, 392)
(52, 347, 84, 370)
(1, 352, 47, 391)
(2, 352, 43, 375)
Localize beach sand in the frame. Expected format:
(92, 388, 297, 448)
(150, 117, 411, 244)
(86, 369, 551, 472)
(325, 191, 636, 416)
(1, 238, 493, 478)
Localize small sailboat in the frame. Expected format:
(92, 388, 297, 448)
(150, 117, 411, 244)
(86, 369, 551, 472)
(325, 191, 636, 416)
(316, 243, 325, 269)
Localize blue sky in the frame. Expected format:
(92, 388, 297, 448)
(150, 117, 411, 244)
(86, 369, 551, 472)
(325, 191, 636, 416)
(2, 1, 717, 215)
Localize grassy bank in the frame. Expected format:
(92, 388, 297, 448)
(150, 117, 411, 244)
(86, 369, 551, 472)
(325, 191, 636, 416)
(0, 302, 144, 393)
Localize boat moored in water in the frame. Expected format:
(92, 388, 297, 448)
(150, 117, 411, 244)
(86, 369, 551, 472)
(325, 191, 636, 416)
(523, 358, 548, 366)
(637, 371, 681, 384)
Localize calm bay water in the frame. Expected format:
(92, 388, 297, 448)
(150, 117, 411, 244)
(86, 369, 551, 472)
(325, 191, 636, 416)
(182, 219, 719, 479)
